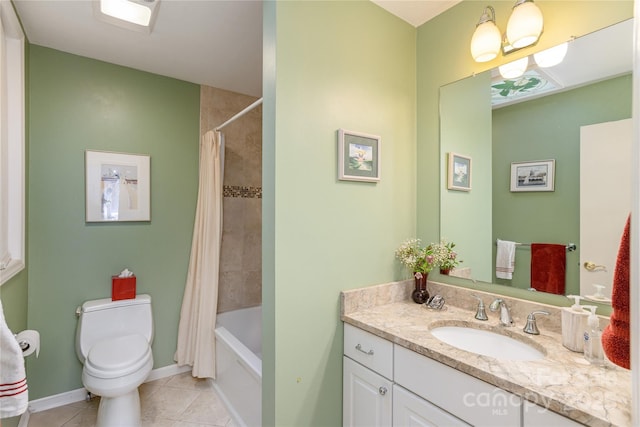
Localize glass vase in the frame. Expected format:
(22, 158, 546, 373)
(411, 272, 430, 304)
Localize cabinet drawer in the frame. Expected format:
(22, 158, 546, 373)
(394, 345, 521, 426)
(523, 401, 584, 426)
(344, 323, 393, 380)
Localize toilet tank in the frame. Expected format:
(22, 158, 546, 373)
(76, 294, 153, 362)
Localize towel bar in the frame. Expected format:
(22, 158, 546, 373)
(496, 240, 577, 252)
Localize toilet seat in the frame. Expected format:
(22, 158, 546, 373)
(85, 334, 151, 379)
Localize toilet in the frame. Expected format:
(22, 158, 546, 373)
(75, 294, 154, 427)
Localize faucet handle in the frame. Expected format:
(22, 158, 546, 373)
(471, 294, 488, 321)
(523, 310, 550, 335)
(489, 298, 504, 312)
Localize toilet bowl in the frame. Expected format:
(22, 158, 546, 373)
(76, 295, 154, 427)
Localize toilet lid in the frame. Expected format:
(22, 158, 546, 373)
(85, 334, 151, 379)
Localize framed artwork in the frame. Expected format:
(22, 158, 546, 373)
(510, 159, 555, 192)
(447, 152, 472, 191)
(85, 150, 151, 222)
(338, 129, 380, 182)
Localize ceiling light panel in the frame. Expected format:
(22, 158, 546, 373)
(94, 0, 160, 33)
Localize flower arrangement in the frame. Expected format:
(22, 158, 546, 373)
(430, 240, 462, 271)
(394, 238, 435, 278)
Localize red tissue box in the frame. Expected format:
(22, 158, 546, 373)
(112, 276, 136, 301)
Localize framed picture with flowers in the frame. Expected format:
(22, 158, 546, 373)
(447, 152, 472, 191)
(337, 129, 381, 182)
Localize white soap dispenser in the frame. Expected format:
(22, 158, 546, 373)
(561, 295, 589, 352)
(583, 305, 605, 366)
(593, 284, 606, 299)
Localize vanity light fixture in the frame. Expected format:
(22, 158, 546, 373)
(533, 42, 568, 68)
(470, 6, 502, 63)
(94, 0, 160, 33)
(506, 0, 544, 49)
(471, 1, 544, 63)
(498, 56, 529, 79)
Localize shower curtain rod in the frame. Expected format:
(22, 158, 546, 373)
(214, 97, 263, 132)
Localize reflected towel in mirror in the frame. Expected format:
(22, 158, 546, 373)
(496, 239, 516, 280)
(530, 243, 566, 295)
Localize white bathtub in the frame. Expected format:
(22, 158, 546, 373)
(214, 305, 262, 427)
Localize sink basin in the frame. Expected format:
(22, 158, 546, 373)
(430, 326, 545, 361)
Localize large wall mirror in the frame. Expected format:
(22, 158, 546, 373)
(439, 19, 633, 304)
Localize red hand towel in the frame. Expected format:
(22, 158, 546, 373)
(602, 215, 630, 369)
(530, 244, 566, 295)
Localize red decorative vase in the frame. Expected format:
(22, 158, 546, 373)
(440, 268, 451, 275)
(411, 272, 430, 304)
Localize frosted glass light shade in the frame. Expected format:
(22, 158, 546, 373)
(533, 42, 568, 67)
(506, 1, 544, 49)
(470, 20, 502, 62)
(498, 57, 529, 79)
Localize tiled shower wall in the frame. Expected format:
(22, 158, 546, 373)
(200, 86, 262, 314)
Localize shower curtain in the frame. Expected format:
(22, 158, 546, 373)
(175, 130, 223, 378)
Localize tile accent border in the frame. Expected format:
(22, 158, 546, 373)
(223, 185, 262, 199)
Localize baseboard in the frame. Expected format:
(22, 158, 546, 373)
(145, 363, 191, 382)
(28, 388, 88, 413)
(27, 363, 192, 413)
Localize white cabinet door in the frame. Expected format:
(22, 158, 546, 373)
(393, 385, 471, 427)
(522, 401, 585, 426)
(343, 356, 393, 427)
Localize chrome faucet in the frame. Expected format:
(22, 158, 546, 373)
(489, 298, 514, 327)
(523, 311, 550, 335)
(471, 294, 488, 321)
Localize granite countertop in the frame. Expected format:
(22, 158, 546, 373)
(341, 281, 631, 427)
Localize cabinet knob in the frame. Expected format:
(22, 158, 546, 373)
(378, 386, 388, 396)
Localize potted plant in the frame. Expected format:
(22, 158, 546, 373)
(431, 240, 462, 275)
(395, 238, 436, 304)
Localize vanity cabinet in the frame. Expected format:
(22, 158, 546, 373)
(344, 323, 582, 427)
(343, 324, 394, 426)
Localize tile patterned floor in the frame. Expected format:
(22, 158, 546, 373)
(27, 372, 236, 427)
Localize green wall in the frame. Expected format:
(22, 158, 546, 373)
(264, 1, 416, 425)
(27, 46, 199, 399)
(417, 0, 633, 305)
(492, 75, 632, 293)
(262, 1, 276, 425)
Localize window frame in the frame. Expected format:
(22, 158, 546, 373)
(0, 0, 25, 285)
